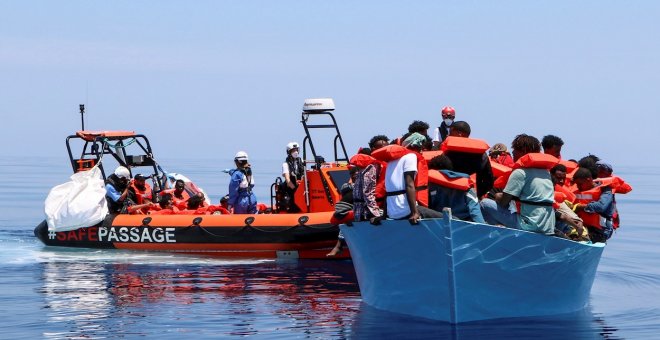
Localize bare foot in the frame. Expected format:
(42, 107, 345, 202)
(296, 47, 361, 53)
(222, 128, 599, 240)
(326, 247, 343, 257)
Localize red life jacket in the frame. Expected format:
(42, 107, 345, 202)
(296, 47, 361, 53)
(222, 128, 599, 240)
(421, 150, 444, 162)
(558, 159, 578, 173)
(491, 162, 512, 188)
(129, 181, 152, 205)
(162, 189, 190, 209)
(372, 145, 429, 207)
(491, 153, 514, 167)
(129, 181, 153, 213)
(574, 186, 607, 229)
(493, 153, 559, 189)
(440, 136, 490, 154)
(598, 176, 633, 194)
(513, 153, 559, 170)
(428, 170, 473, 191)
(555, 183, 577, 204)
(574, 177, 623, 229)
(490, 160, 512, 189)
(350, 154, 387, 200)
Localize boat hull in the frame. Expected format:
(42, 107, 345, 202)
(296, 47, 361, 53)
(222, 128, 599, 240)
(340, 213, 604, 323)
(35, 212, 349, 259)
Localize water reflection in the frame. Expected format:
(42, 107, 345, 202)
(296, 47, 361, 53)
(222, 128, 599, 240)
(38, 255, 361, 338)
(352, 303, 620, 339)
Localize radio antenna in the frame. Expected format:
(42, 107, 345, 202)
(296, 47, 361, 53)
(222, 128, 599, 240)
(79, 104, 85, 130)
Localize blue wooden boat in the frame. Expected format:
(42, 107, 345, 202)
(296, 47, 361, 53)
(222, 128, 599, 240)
(340, 210, 605, 323)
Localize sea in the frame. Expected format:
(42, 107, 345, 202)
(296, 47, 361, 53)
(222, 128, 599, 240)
(1, 156, 659, 339)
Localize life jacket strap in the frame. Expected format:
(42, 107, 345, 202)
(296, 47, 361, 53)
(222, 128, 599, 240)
(386, 185, 428, 197)
(519, 199, 554, 207)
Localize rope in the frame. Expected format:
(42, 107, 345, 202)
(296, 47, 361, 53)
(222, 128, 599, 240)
(103, 137, 137, 149)
(190, 222, 337, 237)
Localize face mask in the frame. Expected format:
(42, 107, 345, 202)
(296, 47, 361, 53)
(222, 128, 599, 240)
(291, 151, 299, 158)
(444, 118, 454, 126)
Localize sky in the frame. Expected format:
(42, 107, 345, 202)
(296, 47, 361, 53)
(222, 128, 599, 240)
(1, 1, 659, 167)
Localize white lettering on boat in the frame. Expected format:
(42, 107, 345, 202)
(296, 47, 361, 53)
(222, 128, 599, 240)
(98, 227, 177, 243)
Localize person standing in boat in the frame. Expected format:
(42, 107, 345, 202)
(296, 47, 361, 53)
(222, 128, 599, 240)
(281, 142, 305, 212)
(228, 151, 258, 214)
(105, 166, 131, 214)
(432, 106, 456, 149)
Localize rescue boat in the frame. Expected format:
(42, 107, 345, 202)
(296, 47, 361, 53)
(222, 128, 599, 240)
(340, 210, 605, 323)
(34, 98, 352, 259)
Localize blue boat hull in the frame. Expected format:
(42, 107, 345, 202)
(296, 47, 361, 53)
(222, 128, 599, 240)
(340, 213, 605, 323)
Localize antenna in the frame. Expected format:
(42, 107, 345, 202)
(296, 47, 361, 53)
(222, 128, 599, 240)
(79, 104, 85, 130)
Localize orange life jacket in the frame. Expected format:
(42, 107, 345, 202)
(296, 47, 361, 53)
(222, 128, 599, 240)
(491, 153, 514, 167)
(428, 170, 473, 191)
(490, 160, 512, 177)
(162, 189, 190, 209)
(372, 144, 429, 206)
(350, 153, 387, 200)
(574, 177, 622, 229)
(555, 183, 577, 204)
(493, 153, 559, 189)
(421, 150, 444, 162)
(598, 176, 633, 194)
(440, 136, 490, 154)
(129, 181, 152, 204)
(513, 153, 559, 170)
(558, 159, 578, 173)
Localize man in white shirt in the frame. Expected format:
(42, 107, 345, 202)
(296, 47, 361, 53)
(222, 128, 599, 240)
(385, 133, 443, 224)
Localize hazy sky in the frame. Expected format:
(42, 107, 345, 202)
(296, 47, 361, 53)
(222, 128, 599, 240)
(2, 1, 659, 167)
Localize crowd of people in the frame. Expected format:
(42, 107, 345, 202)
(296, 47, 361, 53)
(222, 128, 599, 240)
(104, 105, 631, 248)
(326, 106, 631, 255)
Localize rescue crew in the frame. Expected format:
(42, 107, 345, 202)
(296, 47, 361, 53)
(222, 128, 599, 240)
(105, 166, 131, 214)
(228, 151, 258, 214)
(281, 142, 305, 212)
(432, 106, 456, 148)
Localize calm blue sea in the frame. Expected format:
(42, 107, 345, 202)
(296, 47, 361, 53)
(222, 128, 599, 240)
(1, 156, 659, 339)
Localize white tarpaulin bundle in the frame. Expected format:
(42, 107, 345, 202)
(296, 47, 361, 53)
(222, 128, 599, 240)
(45, 166, 108, 232)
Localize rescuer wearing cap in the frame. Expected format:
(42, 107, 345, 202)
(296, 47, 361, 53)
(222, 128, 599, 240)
(228, 151, 257, 214)
(105, 166, 131, 213)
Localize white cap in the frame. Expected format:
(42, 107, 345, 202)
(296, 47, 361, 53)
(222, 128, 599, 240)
(286, 142, 299, 152)
(114, 166, 130, 179)
(234, 151, 249, 161)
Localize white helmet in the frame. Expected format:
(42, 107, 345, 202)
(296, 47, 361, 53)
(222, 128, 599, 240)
(114, 166, 130, 179)
(234, 151, 249, 161)
(286, 142, 300, 153)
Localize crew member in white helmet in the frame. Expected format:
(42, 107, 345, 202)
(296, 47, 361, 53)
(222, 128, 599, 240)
(281, 142, 305, 212)
(228, 151, 257, 214)
(106, 166, 131, 214)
